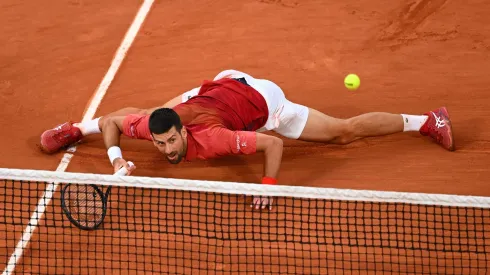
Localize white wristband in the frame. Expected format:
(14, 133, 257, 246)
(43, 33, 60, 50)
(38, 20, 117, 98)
(107, 146, 122, 165)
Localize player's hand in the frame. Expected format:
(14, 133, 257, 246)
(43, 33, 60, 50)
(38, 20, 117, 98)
(251, 196, 274, 210)
(112, 158, 136, 175)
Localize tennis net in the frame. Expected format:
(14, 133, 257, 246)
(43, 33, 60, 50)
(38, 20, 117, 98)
(0, 167, 489, 275)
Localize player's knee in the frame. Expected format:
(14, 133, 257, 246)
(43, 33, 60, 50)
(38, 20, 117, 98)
(333, 119, 356, 145)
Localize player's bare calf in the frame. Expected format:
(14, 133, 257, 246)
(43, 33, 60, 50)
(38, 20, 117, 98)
(296, 106, 454, 150)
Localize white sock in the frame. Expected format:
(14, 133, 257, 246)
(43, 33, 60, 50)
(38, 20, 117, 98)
(401, 114, 428, 132)
(74, 117, 101, 136)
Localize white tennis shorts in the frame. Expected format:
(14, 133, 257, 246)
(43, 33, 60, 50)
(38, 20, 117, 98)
(181, 69, 309, 139)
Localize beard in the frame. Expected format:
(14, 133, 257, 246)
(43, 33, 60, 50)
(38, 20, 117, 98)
(166, 152, 183, 164)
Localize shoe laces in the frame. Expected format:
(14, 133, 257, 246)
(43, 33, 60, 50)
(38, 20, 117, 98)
(428, 113, 445, 143)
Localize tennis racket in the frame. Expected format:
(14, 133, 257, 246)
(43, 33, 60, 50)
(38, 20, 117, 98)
(61, 162, 134, 230)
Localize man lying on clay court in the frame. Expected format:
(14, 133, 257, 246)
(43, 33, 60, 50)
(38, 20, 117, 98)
(40, 69, 455, 209)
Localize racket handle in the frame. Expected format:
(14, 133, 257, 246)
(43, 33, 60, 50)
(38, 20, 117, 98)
(114, 161, 135, 176)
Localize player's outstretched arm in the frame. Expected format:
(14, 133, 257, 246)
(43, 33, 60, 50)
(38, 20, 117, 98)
(252, 133, 283, 210)
(100, 115, 136, 175)
(256, 133, 283, 181)
(209, 129, 283, 210)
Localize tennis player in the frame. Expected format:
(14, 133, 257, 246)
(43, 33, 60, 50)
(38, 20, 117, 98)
(40, 69, 455, 209)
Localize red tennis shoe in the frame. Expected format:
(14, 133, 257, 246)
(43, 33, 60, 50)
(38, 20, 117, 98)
(40, 122, 83, 154)
(419, 107, 455, 151)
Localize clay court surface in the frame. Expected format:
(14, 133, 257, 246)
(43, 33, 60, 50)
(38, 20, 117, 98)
(1, 0, 490, 274)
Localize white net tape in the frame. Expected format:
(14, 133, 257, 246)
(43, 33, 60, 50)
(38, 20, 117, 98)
(0, 167, 489, 208)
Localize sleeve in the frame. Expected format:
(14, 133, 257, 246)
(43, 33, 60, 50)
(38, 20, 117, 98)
(122, 114, 152, 141)
(207, 128, 257, 157)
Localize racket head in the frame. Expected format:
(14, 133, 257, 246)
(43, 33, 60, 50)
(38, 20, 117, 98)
(61, 183, 107, 230)
(104, 186, 112, 202)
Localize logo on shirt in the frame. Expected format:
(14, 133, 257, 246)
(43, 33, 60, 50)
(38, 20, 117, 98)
(236, 135, 240, 151)
(130, 125, 135, 137)
(236, 134, 247, 151)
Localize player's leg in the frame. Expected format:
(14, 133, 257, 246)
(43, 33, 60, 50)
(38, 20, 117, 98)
(41, 105, 166, 153)
(298, 108, 414, 143)
(71, 86, 202, 137)
(78, 86, 200, 137)
(39, 106, 148, 154)
(72, 107, 146, 137)
(247, 71, 455, 150)
(277, 101, 454, 151)
(40, 85, 202, 154)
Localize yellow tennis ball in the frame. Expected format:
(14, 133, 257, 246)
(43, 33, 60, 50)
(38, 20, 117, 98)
(344, 74, 360, 91)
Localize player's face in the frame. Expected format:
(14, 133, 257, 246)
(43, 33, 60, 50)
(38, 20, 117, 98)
(151, 126, 187, 164)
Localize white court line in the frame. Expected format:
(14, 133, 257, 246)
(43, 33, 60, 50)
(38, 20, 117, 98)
(2, 1, 154, 274)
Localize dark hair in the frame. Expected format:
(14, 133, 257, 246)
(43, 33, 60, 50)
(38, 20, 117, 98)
(149, 108, 183, 134)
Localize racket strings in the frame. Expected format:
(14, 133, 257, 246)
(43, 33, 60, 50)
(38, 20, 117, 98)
(63, 184, 106, 228)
